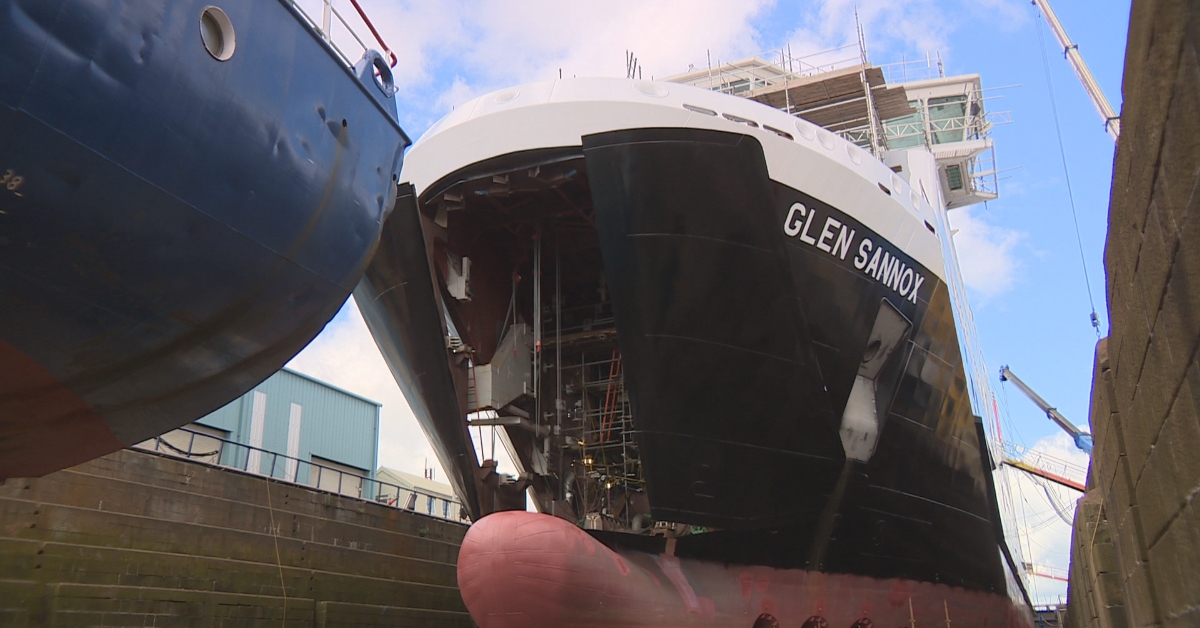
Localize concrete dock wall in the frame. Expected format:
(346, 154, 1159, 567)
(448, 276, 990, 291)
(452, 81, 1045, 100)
(0, 448, 473, 627)
(1069, 0, 1200, 626)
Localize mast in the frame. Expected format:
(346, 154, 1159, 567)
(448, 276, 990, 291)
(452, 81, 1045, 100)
(1031, 0, 1121, 142)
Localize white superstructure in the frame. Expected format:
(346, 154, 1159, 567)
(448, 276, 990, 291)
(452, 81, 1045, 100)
(403, 77, 947, 282)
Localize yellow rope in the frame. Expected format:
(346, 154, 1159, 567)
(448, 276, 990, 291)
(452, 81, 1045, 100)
(264, 477, 288, 626)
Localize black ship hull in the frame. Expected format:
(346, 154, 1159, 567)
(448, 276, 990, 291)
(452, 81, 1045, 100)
(358, 79, 1031, 625)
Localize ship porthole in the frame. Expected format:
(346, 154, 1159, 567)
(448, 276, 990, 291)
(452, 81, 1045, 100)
(200, 7, 236, 61)
(795, 120, 816, 141)
(817, 130, 835, 150)
(634, 81, 669, 98)
(494, 88, 520, 104)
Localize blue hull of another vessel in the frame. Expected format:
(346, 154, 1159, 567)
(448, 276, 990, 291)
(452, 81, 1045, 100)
(0, 0, 409, 476)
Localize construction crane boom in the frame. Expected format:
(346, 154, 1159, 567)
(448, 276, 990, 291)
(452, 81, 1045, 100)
(1031, 0, 1121, 142)
(999, 365, 1093, 454)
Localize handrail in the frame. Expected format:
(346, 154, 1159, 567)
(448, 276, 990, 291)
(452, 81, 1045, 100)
(138, 427, 464, 522)
(346, 0, 396, 67)
(288, 0, 398, 71)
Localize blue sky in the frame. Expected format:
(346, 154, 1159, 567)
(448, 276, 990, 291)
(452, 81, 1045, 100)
(288, 0, 1133, 604)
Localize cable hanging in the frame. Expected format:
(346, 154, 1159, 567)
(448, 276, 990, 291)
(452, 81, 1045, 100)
(1034, 6, 1102, 338)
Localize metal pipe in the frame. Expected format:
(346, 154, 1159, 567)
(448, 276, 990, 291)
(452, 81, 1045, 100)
(555, 237, 564, 505)
(533, 234, 542, 463)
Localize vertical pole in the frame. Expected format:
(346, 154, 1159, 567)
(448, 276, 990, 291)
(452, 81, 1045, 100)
(782, 48, 791, 114)
(533, 234, 542, 472)
(707, 50, 713, 90)
(555, 236, 563, 505)
(321, 0, 332, 41)
(855, 7, 882, 156)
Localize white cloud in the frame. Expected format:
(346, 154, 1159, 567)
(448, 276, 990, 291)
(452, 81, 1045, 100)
(972, 0, 1032, 32)
(948, 206, 1025, 300)
(327, 0, 775, 131)
(433, 75, 481, 114)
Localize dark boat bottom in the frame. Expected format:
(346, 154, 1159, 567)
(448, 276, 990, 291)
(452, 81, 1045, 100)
(458, 511, 1023, 628)
(0, 337, 122, 476)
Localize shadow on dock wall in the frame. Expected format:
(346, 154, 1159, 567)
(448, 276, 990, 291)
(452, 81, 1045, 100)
(1069, 1, 1200, 626)
(0, 448, 474, 627)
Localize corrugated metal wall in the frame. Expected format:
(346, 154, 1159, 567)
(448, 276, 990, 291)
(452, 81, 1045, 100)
(195, 369, 380, 496)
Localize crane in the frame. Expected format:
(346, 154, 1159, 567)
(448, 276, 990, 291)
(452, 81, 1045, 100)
(1031, 0, 1121, 142)
(999, 365, 1093, 454)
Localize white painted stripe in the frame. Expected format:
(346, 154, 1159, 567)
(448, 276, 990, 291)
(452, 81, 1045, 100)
(285, 403, 303, 481)
(246, 391, 267, 474)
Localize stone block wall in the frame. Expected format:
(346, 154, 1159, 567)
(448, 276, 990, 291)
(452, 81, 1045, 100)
(0, 448, 473, 627)
(1071, 0, 1200, 626)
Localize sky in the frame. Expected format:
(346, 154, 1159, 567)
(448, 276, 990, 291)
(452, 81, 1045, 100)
(285, 0, 1132, 606)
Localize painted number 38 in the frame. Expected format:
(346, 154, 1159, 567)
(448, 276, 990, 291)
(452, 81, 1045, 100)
(1, 169, 25, 191)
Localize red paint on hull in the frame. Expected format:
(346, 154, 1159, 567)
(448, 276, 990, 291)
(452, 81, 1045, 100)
(0, 338, 123, 477)
(458, 511, 1033, 628)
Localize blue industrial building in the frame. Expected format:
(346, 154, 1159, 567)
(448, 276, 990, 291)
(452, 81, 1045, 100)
(140, 368, 381, 499)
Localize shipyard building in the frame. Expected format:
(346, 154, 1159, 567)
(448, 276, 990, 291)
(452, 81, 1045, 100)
(138, 368, 381, 499)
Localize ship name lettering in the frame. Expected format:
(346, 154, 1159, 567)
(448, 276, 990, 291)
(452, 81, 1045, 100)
(815, 217, 856, 260)
(783, 202, 805, 237)
(786, 204, 922, 303)
(850, 237, 923, 303)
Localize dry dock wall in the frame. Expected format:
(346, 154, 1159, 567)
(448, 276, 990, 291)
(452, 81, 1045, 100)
(0, 448, 473, 627)
(1068, 0, 1200, 626)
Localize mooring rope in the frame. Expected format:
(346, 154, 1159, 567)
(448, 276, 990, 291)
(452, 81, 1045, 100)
(264, 478, 288, 626)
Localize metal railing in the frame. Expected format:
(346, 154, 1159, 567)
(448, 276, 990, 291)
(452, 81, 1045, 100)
(287, 0, 397, 72)
(138, 427, 465, 522)
(878, 54, 946, 85)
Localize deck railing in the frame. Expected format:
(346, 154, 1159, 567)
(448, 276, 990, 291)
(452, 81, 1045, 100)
(287, 0, 397, 72)
(138, 427, 464, 522)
